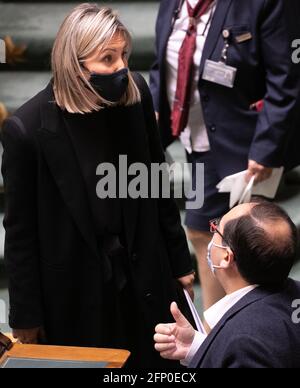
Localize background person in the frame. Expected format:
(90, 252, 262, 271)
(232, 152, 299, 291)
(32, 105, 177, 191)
(150, 0, 300, 311)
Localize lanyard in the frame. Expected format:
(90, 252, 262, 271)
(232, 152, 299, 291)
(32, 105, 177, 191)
(201, 5, 215, 36)
(171, 0, 216, 35)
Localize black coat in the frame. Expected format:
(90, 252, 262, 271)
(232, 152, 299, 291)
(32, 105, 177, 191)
(1, 73, 193, 366)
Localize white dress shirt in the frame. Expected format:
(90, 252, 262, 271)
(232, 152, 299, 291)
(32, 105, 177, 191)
(182, 285, 258, 366)
(166, 0, 216, 154)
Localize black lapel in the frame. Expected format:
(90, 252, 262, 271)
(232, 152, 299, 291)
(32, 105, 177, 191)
(189, 286, 279, 368)
(199, 0, 233, 76)
(36, 83, 100, 260)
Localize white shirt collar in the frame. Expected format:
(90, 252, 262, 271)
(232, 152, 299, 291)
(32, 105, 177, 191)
(204, 285, 258, 330)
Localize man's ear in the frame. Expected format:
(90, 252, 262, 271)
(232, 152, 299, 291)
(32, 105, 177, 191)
(220, 247, 235, 268)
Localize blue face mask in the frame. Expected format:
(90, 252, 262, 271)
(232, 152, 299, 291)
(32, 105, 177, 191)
(207, 239, 228, 274)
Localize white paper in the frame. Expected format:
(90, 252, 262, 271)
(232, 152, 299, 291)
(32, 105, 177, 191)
(217, 167, 284, 208)
(239, 175, 256, 205)
(183, 289, 207, 334)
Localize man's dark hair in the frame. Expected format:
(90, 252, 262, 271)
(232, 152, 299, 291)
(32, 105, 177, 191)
(223, 202, 298, 286)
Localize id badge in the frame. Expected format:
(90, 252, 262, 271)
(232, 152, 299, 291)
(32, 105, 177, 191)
(202, 60, 237, 88)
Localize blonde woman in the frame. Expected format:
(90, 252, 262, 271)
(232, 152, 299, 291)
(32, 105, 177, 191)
(1, 3, 194, 367)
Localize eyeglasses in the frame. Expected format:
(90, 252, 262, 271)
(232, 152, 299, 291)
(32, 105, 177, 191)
(209, 218, 224, 237)
(209, 218, 233, 252)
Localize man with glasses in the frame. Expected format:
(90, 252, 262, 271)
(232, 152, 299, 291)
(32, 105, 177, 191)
(154, 202, 300, 368)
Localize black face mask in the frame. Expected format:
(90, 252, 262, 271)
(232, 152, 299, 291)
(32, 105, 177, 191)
(89, 67, 129, 103)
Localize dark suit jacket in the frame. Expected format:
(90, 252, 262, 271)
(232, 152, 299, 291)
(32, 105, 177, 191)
(150, 0, 300, 177)
(0, 73, 192, 363)
(189, 279, 300, 368)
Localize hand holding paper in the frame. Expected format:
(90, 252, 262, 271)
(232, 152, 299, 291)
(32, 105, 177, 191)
(246, 160, 273, 183)
(217, 167, 284, 208)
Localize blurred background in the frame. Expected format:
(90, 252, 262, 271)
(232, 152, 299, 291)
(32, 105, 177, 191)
(0, 1, 300, 332)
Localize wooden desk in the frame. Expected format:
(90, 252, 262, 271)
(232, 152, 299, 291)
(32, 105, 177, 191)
(0, 343, 130, 368)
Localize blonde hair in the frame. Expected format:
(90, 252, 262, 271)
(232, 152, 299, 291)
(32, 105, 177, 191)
(51, 3, 141, 113)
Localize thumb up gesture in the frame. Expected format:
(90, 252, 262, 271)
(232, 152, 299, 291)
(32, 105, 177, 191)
(154, 302, 195, 361)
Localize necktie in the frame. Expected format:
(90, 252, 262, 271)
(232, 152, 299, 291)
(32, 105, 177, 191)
(171, 0, 214, 137)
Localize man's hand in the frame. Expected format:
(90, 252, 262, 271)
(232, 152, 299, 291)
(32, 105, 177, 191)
(155, 112, 159, 122)
(246, 160, 273, 184)
(177, 272, 195, 301)
(13, 327, 46, 344)
(154, 302, 195, 360)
